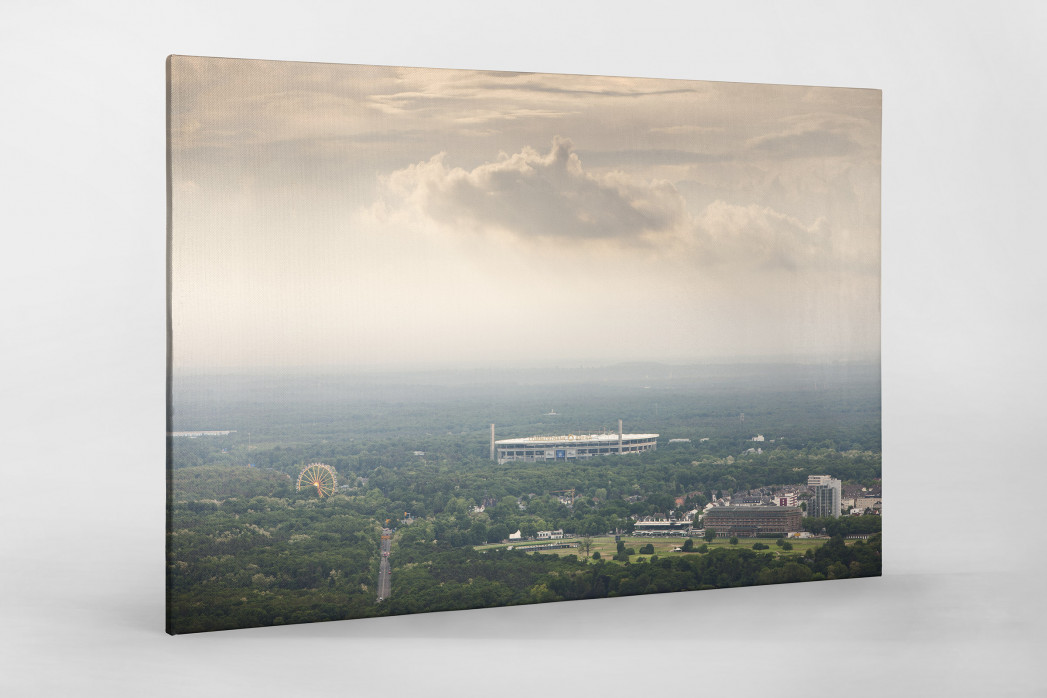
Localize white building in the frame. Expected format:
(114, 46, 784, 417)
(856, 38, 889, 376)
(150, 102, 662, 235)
(809, 477, 843, 518)
(494, 431, 658, 464)
(168, 430, 235, 437)
(632, 516, 695, 536)
(536, 529, 565, 540)
(856, 496, 882, 512)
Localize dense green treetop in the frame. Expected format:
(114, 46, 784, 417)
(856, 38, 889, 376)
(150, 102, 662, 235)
(167, 363, 881, 633)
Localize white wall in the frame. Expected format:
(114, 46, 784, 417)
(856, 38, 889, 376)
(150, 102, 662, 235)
(2, 2, 1044, 696)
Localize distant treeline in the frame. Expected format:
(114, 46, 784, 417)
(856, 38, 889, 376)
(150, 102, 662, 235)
(170, 362, 881, 452)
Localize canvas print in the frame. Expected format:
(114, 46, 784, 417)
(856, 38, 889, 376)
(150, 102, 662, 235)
(167, 56, 881, 634)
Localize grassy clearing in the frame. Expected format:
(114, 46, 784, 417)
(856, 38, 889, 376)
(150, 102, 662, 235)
(476, 534, 832, 562)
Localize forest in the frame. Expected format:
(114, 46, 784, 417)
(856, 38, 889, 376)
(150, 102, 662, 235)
(167, 362, 881, 633)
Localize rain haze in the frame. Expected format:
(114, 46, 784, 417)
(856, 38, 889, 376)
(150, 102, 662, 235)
(169, 57, 880, 373)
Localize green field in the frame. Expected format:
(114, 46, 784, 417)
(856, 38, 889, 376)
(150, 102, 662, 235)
(475, 534, 831, 562)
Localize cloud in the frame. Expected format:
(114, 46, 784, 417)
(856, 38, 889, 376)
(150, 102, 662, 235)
(649, 124, 726, 136)
(576, 148, 727, 167)
(749, 129, 860, 159)
(747, 115, 872, 160)
(470, 79, 699, 99)
(368, 90, 573, 121)
(692, 201, 836, 270)
(380, 138, 689, 244)
(373, 138, 872, 276)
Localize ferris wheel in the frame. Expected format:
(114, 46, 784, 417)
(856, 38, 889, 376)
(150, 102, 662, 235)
(296, 463, 338, 498)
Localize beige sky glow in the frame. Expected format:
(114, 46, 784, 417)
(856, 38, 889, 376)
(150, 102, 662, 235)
(169, 56, 880, 371)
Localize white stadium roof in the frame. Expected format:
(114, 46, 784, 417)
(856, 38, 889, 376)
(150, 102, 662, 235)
(496, 433, 659, 445)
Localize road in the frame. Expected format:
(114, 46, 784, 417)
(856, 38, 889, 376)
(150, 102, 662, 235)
(376, 528, 392, 602)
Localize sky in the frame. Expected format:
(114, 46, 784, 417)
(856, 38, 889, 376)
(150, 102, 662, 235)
(169, 56, 880, 372)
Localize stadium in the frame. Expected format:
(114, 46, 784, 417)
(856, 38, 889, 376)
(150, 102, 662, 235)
(492, 420, 659, 464)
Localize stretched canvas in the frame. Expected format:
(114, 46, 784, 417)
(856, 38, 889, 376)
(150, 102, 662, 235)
(167, 55, 881, 634)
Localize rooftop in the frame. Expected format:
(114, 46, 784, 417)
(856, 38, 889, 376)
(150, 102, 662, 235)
(705, 506, 802, 516)
(496, 433, 659, 445)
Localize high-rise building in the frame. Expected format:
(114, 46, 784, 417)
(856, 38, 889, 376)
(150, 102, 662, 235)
(809, 477, 842, 518)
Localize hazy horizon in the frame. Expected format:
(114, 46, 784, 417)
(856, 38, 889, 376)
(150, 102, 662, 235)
(169, 58, 880, 372)
(170, 356, 882, 378)
(169, 359, 881, 442)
